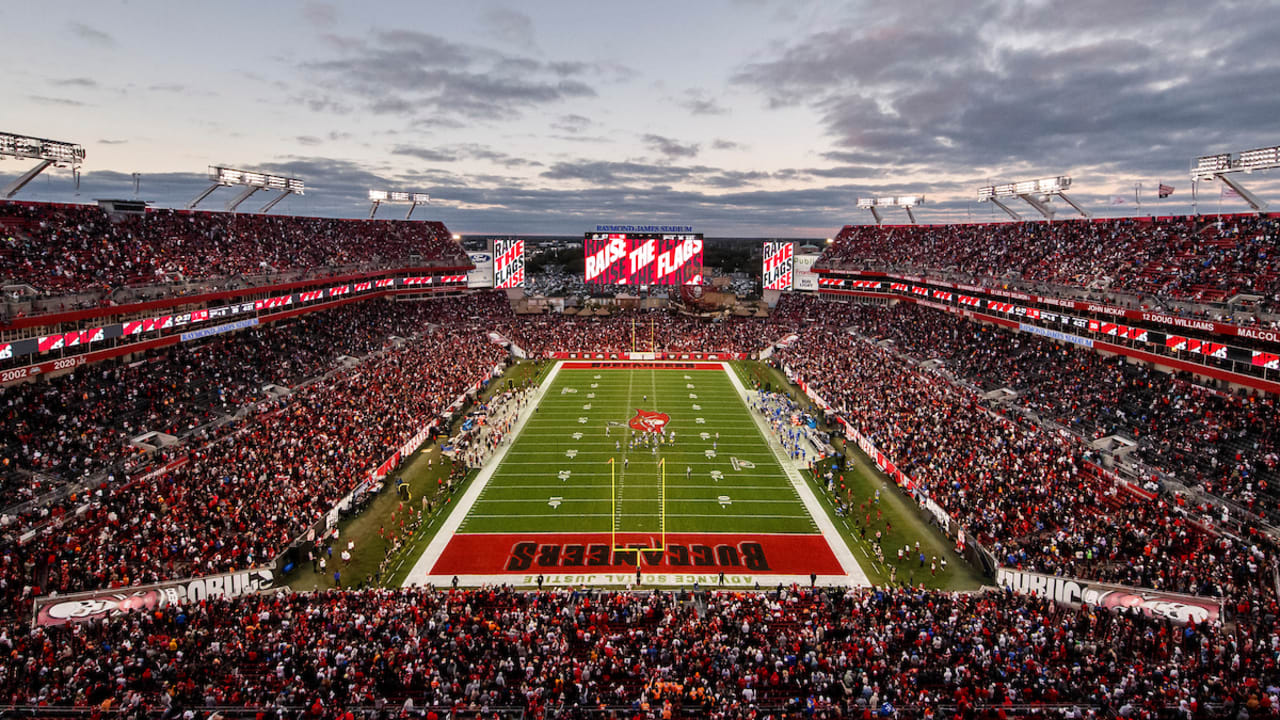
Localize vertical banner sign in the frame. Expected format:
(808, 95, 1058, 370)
(493, 238, 525, 288)
(762, 241, 795, 290)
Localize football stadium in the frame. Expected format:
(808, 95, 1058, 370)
(2, 2, 1280, 718)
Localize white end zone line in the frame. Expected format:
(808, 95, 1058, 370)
(719, 361, 870, 588)
(402, 360, 566, 587)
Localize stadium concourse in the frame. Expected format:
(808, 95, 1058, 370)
(1, 201, 1279, 718)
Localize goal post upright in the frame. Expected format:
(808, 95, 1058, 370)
(660, 457, 666, 550)
(609, 457, 616, 551)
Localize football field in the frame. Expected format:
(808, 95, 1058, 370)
(405, 360, 867, 588)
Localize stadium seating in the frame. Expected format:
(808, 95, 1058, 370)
(0, 201, 466, 299)
(1, 584, 1274, 718)
(5, 235, 1280, 718)
(772, 298, 1273, 601)
(0, 297, 503, 615)
(491, 308, 783, 356)
(817, 215, 1280, 316)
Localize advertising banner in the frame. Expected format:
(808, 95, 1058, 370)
(792, 254, 819, 292)
(467, 251, 494, 289)
(995, 567, 1222, 625)
(33, 567, 276, 627)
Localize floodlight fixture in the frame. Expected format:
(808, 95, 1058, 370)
(187, 165, 304, 212)
(0, 131, 86, 198)
(369, 189, 430, 219)
(976, 175, 1087, 221)
(857, 194, 925, 224)
(1191, 154, 1232, 180)
(1191, 145, 1280, 212)
(1238, 145, 1280, 171)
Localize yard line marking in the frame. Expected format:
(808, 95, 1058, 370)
(470, 497, 793, 505)
(466, 512, 813, 519)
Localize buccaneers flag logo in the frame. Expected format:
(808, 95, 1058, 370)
(629, 408, 670, 433)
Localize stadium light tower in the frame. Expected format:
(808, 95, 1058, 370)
(188, 166, 305, 213)
(1191, 146, 1278, 213)
(0, 131, 86, 199)
(368, 190, 430, 220)
(976, 176, 1088, 221)
(856, 195, 925, 225)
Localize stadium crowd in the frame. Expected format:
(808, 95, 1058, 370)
(817, 215, 1280, 314)
(2, 584, 1276, 719)
(772, 301, 1272, 602)
(795, 299, 1280, 519)
(0, 202, 465, 296)
(3, 260, 1280, 717)
(0, 297, 504, 624)
(0, 300, 468, 500)
(490, 309, 782, 356)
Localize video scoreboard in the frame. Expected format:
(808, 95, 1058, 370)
(583, 232, 703, 285)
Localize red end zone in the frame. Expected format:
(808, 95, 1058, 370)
(558, 361, 724, 370)
(430, 532, 844, 575)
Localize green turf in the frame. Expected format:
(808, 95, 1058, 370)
(291, 358, 987, 592)
(457, 365, 818, 538)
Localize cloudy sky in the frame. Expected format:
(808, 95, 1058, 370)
(3, 0, 1279, 235)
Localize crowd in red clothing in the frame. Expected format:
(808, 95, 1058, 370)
(0, 297, 503, 628)
(1, 584, 1276, 719)
(781, 297, 1280, 520)
(0, 300, 470, 501)
(772, 300, 1272, 600)
(866, 303, 1278, 516)
(479, 300, 786, 356)
(3, 287, 1280, 718)
(817, 215, 1280, 313)
(0, 202, 465, 295)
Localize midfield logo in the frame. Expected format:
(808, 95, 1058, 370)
(629, 408, 670, 433)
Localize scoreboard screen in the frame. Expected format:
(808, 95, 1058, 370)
(762, 241, 795, 290)
(492, 238, 525, 288)
(583, 233, 703, 285)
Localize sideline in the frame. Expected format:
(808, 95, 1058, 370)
(720, 361, 870, 587)
(401, 361, 565, 586)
